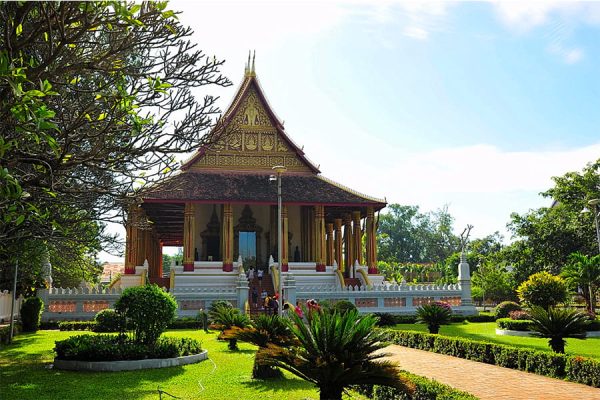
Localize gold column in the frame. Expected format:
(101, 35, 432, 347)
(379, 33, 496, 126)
(334, 218, 343, 271)
(343, 214, 353, 277)
(366, 207, 378, 273)
(183, 203, 195, 271)
(222, 203, 234, 271)
(314, 205, 326, 271)
(125, 205, 139, 274)
(281, 205, 289, 271)
(326, 223, 334, 267)
(353, 211, 363, 266)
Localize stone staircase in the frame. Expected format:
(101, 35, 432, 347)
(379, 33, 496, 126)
(248, 269, 276, 317)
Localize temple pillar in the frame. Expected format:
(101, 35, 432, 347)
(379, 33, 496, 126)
(124, 205, 139, 274)
(222, 203, 234, 272)
(281, 205, 289, 271)
(183, 202, 195, 271)
(334, 218, 343, 272)
(314, 205, 326, 271)
(326, 223, 334, 266)
(366, 207, 378, 274)
(343, 214, 353, 278)
(352, 211, 363, 266)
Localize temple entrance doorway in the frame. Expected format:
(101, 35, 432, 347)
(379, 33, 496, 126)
(239, 231, 257, 270)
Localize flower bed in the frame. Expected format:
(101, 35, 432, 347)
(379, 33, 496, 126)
(54, 334, 202, 361)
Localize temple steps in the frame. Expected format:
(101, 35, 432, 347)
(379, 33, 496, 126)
(248, 270, 276, 316)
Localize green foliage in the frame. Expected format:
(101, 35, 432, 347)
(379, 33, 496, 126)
(416, 303, 452, 334)
(259, 310, 411, 400)
(20, 297, 43, 332)
(472, 263, 515, 303)
(0, 322, 20, 344)
(114, 285, 177, 345)
(230, 314, 294, 379)
(517, 272, 569, 309)
(94, 309, 122, 332)
(210, 306, 250, 350)
(527, 306, 588, 353)
(496, 318, 532, 331)
(0, 2, 230, 290)
(495, 301, 522, 319)
(53, 334, 202, 361)
(332, 300, 357, 314)
(561, 252, 600, 314)
(566, 356, 600, 387)
(356, 371, 478, 400)
(58, 321, 97, 331)
(502, 160, 600, 285)
(208, 300, 233, 322)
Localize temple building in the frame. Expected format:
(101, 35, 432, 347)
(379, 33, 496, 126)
(122, 57, 387, 291)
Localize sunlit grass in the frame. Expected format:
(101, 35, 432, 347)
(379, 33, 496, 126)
(391, 322, 600, 359)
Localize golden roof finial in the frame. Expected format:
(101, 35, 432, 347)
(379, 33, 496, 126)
(252, 50, 256, 73)
(245, 50, 251, 75)
(245, 50, 256, 77)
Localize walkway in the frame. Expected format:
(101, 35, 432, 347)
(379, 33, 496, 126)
(383, 345, 600, 400)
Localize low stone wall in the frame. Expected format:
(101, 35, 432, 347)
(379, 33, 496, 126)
(53, 350, 208, 372)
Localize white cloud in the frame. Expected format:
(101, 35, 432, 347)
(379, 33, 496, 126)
(549, 43, 584, 64)
(403, 26, 429, 40)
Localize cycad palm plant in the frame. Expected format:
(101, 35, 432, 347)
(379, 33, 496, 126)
(227, 314, 295, 379)
(528, 306, 588, 353)
(416, 302, 452, 334)
(258, 310, 412, 400)
(210, 306, 251, 350)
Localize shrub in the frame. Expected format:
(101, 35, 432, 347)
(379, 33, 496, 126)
(566, 356, 600, 388)
(94, 309, 122, 332)
(332, 300, 357, 315)
(20, 297, 44, 332)
(416, 303, 451, 334)
(58, 321, 97, 331)
(586, 319, 600, 331)
(114, 284, 177, 345)
(168, 317, 202, 329)
(373, 313, 398, 327)
(496, 318, 532, 331)
(39, 321, 60, 330)
(0, 323, 21, 344)
(528, 306, 588, 354)
(495, 301, 521, 319)
(517, 272, 569, 310)
(465, 314, 496, 323)
(54, 334, 202, 361)
(371, 372, 478, 400)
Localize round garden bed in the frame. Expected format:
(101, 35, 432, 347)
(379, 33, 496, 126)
(53, 350, 208, 371)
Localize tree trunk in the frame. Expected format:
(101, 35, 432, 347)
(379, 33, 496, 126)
(319, 385, 343, 400)
(428, 324, 440, 334)
(549, 337, 565, 354)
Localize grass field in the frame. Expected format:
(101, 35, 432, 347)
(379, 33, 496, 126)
(391, 322, 600, 359)
(1, 329, 365, 400)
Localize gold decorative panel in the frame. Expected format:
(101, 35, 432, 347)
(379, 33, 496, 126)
(189, 86, 313, 172)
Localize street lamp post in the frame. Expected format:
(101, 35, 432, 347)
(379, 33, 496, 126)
(272, 165, 287, 316)
(588, 199, 600, 253)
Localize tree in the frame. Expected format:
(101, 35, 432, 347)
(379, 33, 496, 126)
(500, 160, 600, 285)
(471, 263, 514, 305)
(377, 204, 458, 264)
(415, 302, 452, 334)
(517, 272, 569, 310)
(528, 306, 588, 354)
(561, 252, 600, 314)
(259, 310, 411, 400)
(0, 2, 230, 288)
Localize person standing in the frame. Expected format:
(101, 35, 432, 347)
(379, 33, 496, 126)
(251, 287, 258, 308)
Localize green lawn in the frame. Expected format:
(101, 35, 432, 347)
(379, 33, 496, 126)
(392, 322, 600, 359)
(1, 329, 366, 400)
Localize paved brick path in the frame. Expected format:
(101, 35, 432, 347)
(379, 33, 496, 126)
(383, 345, 600, 400)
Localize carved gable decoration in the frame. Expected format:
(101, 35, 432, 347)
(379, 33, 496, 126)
(189, 84, 312, 173)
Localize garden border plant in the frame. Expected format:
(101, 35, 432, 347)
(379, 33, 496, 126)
(385, 329, 600, 387)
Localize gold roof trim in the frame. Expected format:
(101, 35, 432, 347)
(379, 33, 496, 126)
(317, 175, 386, 204)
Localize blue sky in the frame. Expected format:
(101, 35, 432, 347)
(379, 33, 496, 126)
(100, 1, 600, 261)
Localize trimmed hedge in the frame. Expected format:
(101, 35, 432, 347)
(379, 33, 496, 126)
(94, 309, 122, 332)
(386, 329, 600, 387)
(21, 297, 44, 332)
(495, 301, 521, 319)
(169, 317, 202, 329)
(54, 334, 202, 361)
(354, 371, 477, 400)
(496, 318, 532, 331)
(374, 313, 495, 327)
(58, 321, 97, 331)
(40, 321, 60, 330)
